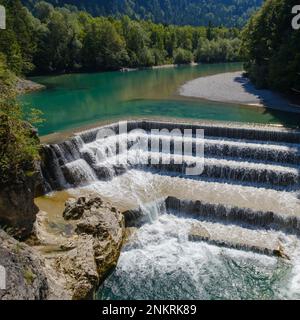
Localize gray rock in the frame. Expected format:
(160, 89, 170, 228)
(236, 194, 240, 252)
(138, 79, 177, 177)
(0, 166, 41, 239)
(15, 78, 45, 94)
(0, 230, 48, 300)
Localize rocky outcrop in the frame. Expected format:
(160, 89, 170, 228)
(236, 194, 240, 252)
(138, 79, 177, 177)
(37, 196, 125, 300)
(0, 120, 43, 239)
(0, 162, 41, 239)
(0, 229, 48, 300)
(15, 78, 45, 94)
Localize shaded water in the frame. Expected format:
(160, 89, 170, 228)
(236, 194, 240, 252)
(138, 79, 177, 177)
(20, 63, 300, 136)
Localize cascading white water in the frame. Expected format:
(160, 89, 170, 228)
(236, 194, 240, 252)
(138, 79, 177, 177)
(50, 168, 300, 300)
(99, 213, 300, 300)
(40, 121, 300, 299)
(41, 122, 300, 192)
(64, 159, 98, 186)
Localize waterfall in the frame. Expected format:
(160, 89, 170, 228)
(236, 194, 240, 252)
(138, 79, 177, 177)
(39, 120, 300, 299)
(165, 196, 300, 235)
(63, 159, 98, 186)
(40, 120, 300, 191)
(40, 120, 300, 234)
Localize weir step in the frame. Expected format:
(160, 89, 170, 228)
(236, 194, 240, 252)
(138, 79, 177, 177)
(40, 121, 300, 193)
(188, 222, 288, 258)
(78, 120, 300, 144)
(83, 132, 300, 165)
(80, 151, 300, 187)
(165, 196, 300, 235)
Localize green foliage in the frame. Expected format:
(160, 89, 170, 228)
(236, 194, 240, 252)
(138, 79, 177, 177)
(0, 56, 40, 185)
(23, 267, 36, 285)
(0, 54, 16, 89)
(22, 0, 263, 28)
(174, 48, 193, 64)
(0, 0, 39, 74)
(241, 0, 300, 93)
(195, 38, 241, 63)
(0, 1, 242, 75)
(82, 18, 128, 70)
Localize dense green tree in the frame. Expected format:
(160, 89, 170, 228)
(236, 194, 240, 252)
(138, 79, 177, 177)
(121, 17, 155, 67)
(82, 18, 128, 70)
(33, 0, 54, 23)
(241, 0, 300, 92)
(0, 0, 242, 75)
(195, 38, 241, 63)
(22, 0, 263, 28)
(0, 54, 40, 185)
(174, 48, 193, 64)
(33, 7, 83, 73)
(0, 0, 39, 74)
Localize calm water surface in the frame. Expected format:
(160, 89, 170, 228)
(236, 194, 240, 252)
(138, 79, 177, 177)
(20, 63, 300, 136)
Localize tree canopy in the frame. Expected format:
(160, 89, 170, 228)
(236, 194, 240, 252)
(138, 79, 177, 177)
(0, 0, 242, 75)
(241, 0, 300, 93)
(22, 0, 263, 28)
(0, 53, 40, 185)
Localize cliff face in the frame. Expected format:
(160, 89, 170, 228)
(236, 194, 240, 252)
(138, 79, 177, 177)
(0, 119, 43, 239)
(0, 165, 41, 239)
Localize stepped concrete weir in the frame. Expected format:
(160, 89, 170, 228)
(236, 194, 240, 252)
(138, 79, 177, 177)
(40, 120, 300, 257)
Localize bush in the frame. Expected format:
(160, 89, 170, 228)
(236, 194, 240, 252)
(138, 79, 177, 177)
(195, 38, 241, 63)
(173, 48, 193, 64)
(0, 56, 40, 185)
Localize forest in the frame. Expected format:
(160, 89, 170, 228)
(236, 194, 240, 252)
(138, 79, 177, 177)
(0, 0, 241, 76)
(22, 0, 263, 28)
(241, 0, 300, 93)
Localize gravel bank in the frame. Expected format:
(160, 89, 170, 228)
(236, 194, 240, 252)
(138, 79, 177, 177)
(180, 71, 300, 113)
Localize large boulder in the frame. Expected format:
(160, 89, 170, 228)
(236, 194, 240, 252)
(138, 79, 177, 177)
(0, 230, 48, 300)
(42, 196, 125, 300)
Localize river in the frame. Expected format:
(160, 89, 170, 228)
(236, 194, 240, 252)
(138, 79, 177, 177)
(21, 63, 300, 136)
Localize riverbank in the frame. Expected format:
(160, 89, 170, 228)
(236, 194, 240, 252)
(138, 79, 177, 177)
(180, 71, 300, 114)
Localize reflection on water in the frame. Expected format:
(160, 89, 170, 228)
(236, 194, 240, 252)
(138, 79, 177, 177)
(20, 63, 300, 136)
